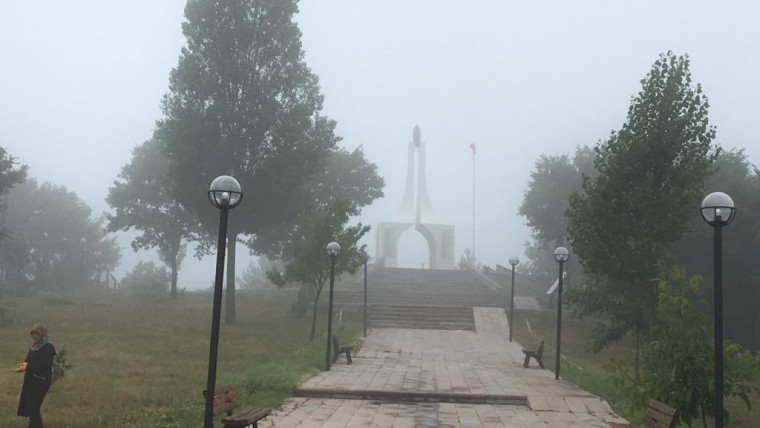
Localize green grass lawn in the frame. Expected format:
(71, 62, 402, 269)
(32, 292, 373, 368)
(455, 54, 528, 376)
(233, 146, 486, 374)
(0, 286, 362, 428)
(512, 311, 760, 427)
(5, 285, 757, 427)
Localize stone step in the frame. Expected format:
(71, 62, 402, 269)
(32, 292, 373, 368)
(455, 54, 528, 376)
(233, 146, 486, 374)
(369, 304, 475, 331)
(293, 387, 528, 406)
(370, 313, 473, 320)
(370, 315, 473, 324)
(370, 320, 475, 330)
(370, 304, 473, 312)
(336, 296, 505, 308)
(370, 314, 473, 322)
(340, 268, 504, 331)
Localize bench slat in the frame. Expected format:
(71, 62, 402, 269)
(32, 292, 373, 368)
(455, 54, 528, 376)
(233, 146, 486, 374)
(212, 386, 240, 415)
(642, 413, 675, 428)
(214, 400, 240, 416)
(332, 336, 353, 364)
(647, 399, 677, 416)
(215, 384, 236, 394)
(204, 384, 264, 419)
(641, 399, 677, 428)
(605, 399, 677, 428)
(213, 390, 239, 405)
(221, 407, 272, 423)
(522, 341, 544, 368)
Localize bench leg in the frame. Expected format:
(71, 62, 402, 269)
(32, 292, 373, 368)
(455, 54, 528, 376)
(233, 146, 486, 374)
(523, 354, 530, 368)
(345, 349, 352, 365)
(536, 357, 544, 369)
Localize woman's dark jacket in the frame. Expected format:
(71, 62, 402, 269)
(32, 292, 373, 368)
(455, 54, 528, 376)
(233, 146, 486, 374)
(17, 342, 56, 417)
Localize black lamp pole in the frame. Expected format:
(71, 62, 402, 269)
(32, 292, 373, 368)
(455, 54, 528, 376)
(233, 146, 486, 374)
(204, 176, 242, 428)
(555, 259, 564, 380)
(204, 206, 228, 428)
(713, 218, 724, 428)
(324, 241, 341, 371)
(553, 246, 569, 381)
(363, 259, 368, 338)
(700, 192, 736, 428)
(508, 257, 519, 342)
(699, 191, 736, 428)
(325, 253, 336, 370)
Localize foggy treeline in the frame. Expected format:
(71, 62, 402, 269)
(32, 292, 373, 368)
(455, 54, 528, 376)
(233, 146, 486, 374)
(0, 160, 120, 294)
(0, 0, 385, 333)
(519, 53, 760, 352)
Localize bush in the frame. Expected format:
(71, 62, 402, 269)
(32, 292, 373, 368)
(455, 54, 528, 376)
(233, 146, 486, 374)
(291, 285, 314, 318)
(606, 268, 760, 426)
(241, 347, 321, 407)
(121, 261, 170, 295)
(52, 346, 72, 386)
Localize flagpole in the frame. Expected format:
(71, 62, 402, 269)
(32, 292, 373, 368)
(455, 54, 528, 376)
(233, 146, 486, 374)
(471, 142, 476, 258)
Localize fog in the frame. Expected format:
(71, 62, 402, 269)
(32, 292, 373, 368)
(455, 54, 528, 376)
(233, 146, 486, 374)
(1, 1, 759, 289)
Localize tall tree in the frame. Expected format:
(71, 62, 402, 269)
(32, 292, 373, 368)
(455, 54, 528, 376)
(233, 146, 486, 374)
(518, 146, 594, 288)
(158, 0, 339, 322)
(107, 138, 202, 298)
(520, 152, 581, 245)
(567, 52, 717, 350)
(251, 146, 384, 256)
(267, 199, 369, 340)
(671, 149, 760, 351)
(0, 147, 28, 240)
(0, 179, 121, 290)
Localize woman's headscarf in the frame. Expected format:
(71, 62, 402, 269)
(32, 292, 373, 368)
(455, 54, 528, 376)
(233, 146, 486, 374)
(30, 323, 51, 351)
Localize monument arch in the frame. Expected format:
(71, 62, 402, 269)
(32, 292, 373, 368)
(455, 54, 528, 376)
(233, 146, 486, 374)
(376, 125, 455, 269)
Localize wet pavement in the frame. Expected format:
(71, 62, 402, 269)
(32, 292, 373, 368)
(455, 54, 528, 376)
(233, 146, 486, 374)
(261, 308, 627, 427)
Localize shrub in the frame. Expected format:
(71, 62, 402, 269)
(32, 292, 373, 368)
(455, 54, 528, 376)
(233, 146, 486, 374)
(121, 261, 169, 295)
(291, 285, 314, 318)
(52, 346, 72, 386)
(606, 267, 760, 426)
(241, 347, 321, 407)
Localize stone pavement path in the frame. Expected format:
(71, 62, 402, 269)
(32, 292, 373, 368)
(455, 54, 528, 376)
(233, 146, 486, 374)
(260, 308, 628, 427)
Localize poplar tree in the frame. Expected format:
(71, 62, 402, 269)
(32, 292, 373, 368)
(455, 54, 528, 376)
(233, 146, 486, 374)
(567, 52, 717, 350)
(158, 0, 339, 322)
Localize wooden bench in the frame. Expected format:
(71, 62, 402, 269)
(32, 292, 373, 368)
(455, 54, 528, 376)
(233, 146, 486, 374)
(609, 399, 678, 428)
(332, 336, 353, 364)
(203, 384, 271, 428)
(522, 340, 544, 368)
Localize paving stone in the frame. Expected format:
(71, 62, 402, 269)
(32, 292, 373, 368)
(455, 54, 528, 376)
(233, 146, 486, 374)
(264, 307, 627, 427)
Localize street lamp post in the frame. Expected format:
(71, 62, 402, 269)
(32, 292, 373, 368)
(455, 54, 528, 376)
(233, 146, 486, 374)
(325, 241, 341, 371)
(700, 192, 736, 428)
(508, 256, 519, 342)
(553, 246, 569, 380)
(204, 175, 242, 428)
(363, 257, 368, 338)
(80, 237, 87, 286)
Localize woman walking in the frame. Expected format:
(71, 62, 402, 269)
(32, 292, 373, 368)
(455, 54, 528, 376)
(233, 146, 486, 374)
(16, 323, 56, 428)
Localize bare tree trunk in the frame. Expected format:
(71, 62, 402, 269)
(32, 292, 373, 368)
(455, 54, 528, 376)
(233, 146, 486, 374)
(225, 232, 237, 324)
(309, 285, 323, 341)
(170, 258, 178, 299)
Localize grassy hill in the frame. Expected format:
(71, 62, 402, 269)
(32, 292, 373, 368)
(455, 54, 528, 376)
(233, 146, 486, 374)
(0, 287, 361, 427)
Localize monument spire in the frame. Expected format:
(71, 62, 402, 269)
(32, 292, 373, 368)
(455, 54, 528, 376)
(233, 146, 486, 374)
(377, 125, 455, 269)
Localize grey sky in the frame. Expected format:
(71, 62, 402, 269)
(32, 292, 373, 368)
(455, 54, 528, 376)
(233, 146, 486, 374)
(1, 1, 758, 288)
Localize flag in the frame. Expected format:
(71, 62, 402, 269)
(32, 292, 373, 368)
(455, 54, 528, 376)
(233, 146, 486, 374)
(469, 142, 476, 155)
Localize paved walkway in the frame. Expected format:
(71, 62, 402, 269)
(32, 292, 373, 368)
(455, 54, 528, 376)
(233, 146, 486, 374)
(261, 308, 627, 427)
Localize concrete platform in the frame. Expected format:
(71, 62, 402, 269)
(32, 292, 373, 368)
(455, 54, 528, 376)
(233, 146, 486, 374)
(261, 308, 628, 427)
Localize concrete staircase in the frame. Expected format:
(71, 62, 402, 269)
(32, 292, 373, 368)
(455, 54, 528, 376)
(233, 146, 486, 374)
(336, 267, 506, 331)
(369, 304, 476, 330)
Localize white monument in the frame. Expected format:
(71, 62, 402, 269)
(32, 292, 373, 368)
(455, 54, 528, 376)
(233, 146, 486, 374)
(376, 125, 456, 269)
